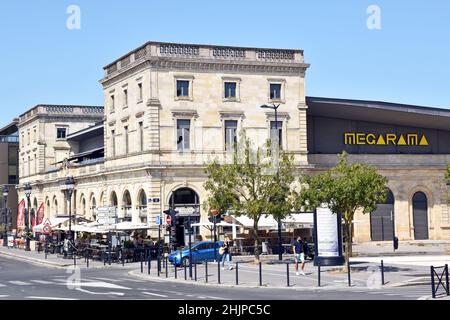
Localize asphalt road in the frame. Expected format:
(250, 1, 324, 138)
(0, 255, 432, 300)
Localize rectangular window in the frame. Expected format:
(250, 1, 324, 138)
(33, 129, 37, 142)
(124, 126, 129, 154)
(177, 119, 190, 152)
(111, 130, 116, 157)
(27, 156, 30, 176)
(110, 95, 115, 112)
(139, 122, 144, 152)
(27, 132, 30, 145)
(138, 83, 143, 101)
(57, 128, 67, 139)
(123, 89, 128, 106)
(270, 121, 283, 148)
(270, 83, 282, 100)
(224, 82, 237, 99)
(224, 120, 238, 151)
(176, 80, 190, 97)
(35, 154, 38, 174)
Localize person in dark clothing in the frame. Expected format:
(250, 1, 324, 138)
(220, 235, 233, 270)
(292, 236, 306, 275)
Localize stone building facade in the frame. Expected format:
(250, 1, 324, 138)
(14, 41, 450, 245)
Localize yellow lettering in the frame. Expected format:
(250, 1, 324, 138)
(376, 135, 386, 145)
(407, 134, 418, 146)
(366, 134, 376, 145)
(419, 135, 429, 146)
(386, 134, 397, 145)
(397, 135, 407, 146)
(356, 133, 366, 145)
(344, 133, 356, 145)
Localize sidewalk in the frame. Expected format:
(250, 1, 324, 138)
(128, 258, 432, 290)
(0, 246, 140, 270)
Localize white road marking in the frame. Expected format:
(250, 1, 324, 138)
(90, 277, 122, 283)
(9, 281, 31, 286)
(0, 295, 9, 298)
(57, 281, 130, 290)
(30, 280, 53, 285)
(75, 288, 125, 296)
(142, 292, 169, 298)
(25, 296, 78, 300)
(205, 296, 228, 300)
(0, 283, 5, 287)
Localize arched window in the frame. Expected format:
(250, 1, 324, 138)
(110, 191, 118, 207)
(53, 197, 58, 216)
(90, 194, 97, 220)
(412, 192, 428, 240)
(122, 190, 132, 220)
(138, 189, 147, 223)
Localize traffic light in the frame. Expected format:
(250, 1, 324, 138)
(208, 214, 222, 224)
(163, 208, 178, 227)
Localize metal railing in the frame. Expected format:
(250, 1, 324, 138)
(431, 264, 449, 298)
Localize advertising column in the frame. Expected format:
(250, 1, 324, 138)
(313, 205, 345, 267)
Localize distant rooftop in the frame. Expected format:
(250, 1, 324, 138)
(306, 96, 450, 131)
(18, 104, 104, 125)
(102, 41, 309, 79)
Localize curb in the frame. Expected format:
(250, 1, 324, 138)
(0, 251, 70, 269)
(0, 250, 129, 270)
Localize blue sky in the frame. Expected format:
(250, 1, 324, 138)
(1, 0, 450, 128)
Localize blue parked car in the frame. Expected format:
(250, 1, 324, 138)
(169, 241, 224, 266)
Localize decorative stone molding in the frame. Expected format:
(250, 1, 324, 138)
(135, 111, 145, 119)
(160, 44, 200, 56)
(108, 120, 116, 127)
(218, 111, 245, 121)
(213, 47, 246, 59)
(121, 116, 130, 123)
(171, 109, 199, 120)
(297, 103, 308, 110)
(265, 112, 291, 121)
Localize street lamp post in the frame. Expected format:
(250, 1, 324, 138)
(2, 185, 9, 247)
(24, 183, 32, 251)
(260, 104, 283, 261)
(65, 176, 75, 257)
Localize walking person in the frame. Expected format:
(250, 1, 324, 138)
(292, 236, 306, 275)
(220, 235, 233, 270)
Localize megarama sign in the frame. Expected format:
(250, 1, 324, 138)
(344, 133, 429, 146)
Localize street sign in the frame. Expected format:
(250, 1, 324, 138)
(43, 218, 52, 235)
(166, 215, 171, 226)
(155, 215, 161, 226)
(97, 218, 117, 225)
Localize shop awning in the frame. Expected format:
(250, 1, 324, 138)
(33, 218, 70, 232)
(112, 222, 152, 231)
(231, 215, 278, 230)
(283, 213, 314, 228)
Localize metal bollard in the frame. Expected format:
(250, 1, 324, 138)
(318, 265, 321, 287)
(157, 257, 161, 277)
(347, 262, 351, 287)
(381, 260, 385, 285)
(87, 253, 89, 269)
(446, 264, 449, 296)
(122, 250, 125, 267)
(45, 244, 48, 260)
(431, 266, 436, 299)
(194, 263, 197, 281)
(148, 254, 151, 275)
(259, 262, 262, 286)
(184, 259, 187, 280)
(166, 257, 168, 278)
(286, 262, 290, 287)
(140, 253, 143, 273)
(73, 253, 76, 267)
(205, 261, 208, 283)
(217, 260, 221, 284)
(236, 262, 239, 286)
(175, 262, 178, 279)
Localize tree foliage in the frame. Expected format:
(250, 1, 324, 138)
(296, 152, 389, 268)
(204, 132, 296, 262)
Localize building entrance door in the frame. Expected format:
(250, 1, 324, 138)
(370, 190, 394, 241)
(412, 192, 429, 240)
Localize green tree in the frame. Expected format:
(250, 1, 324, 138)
(296, 152, 389, 270)
(204, 133, 296, 263)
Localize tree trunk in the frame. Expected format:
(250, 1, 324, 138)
(343, 221, 352, 272)
(253, 220, 260, 263)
